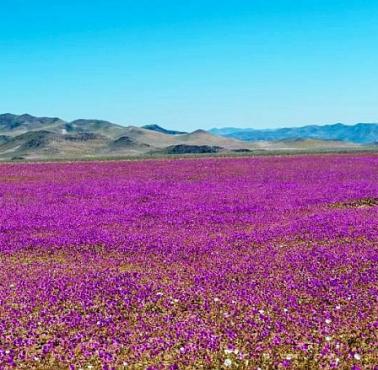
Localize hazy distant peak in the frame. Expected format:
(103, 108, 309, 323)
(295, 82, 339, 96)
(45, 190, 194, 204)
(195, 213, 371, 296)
(191, 129, 208, 134)
(209, 123, 378, 144)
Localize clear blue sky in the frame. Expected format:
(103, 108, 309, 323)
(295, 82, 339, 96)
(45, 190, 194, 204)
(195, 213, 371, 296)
(1, 0, 377, 130)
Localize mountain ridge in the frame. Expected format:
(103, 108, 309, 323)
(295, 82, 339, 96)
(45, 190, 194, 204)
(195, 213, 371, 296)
(142, 124, 187, 135)
(209, 123, 378, 144)
(0, 113, 373, 160)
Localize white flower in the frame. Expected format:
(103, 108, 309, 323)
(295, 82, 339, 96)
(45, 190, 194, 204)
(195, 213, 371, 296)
(283, 308, 288, 313)
(325, 336, 331, 342)
(335, 305, 341, 310)
(335, 358, 340, 364)
(234, 349, 239, 355)
(88, 366, 93, 369)
(5, 350, 10, 354)
(224, 358, 232, 367)
(179, 347, 186, 353)
(156, 292, 163, 296)
(34, 357, 39, 361)
(224, 349, 233, 355)
(354, 353, 361, 360)
(214, 297, 220, 302)
(286, 355, 292, 360)
(122, 362, 128, 366)
(325, 318, 332, 324)
(259, 309, 265, 315)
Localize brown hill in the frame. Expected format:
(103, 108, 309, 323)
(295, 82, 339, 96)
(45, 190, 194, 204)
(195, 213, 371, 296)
(0, 113, 365, 160)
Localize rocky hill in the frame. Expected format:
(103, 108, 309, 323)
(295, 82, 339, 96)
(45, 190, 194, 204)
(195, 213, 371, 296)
(0, 113, 368, 160)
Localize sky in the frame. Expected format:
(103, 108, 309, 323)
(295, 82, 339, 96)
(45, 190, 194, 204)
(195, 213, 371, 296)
(1, 0, 378, 130)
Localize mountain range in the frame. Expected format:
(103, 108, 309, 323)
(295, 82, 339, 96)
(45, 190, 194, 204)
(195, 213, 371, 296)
(209, 123, 378, 144)
(0, 113, 375, 160)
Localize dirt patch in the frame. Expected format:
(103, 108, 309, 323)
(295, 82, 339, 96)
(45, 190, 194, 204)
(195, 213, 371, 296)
(330, 197, 378, 209)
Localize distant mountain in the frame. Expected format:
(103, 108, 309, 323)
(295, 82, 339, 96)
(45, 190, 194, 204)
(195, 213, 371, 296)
(209, 123, 378, 144)
(142, 124, 187, 135)
(0, 113, 65, 131)
(0, 113, 371, 160)
(0, 113, 255, 160)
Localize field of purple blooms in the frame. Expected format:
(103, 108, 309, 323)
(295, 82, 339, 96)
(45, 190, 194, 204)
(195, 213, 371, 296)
(0, 154, 377, 369)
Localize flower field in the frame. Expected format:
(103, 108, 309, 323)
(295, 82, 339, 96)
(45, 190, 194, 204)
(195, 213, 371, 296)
(0, 154, 377, 369)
